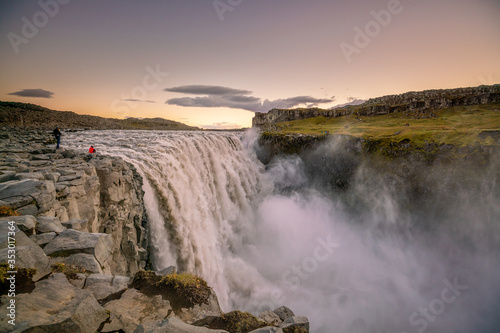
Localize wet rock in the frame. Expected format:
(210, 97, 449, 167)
(157, 265, 177, 276)
(280, 316, 309, 331)
(273, 306, 295, 321)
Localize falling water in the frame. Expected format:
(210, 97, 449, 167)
(66, 130, 268, 308)
(65, 130, 500, 333)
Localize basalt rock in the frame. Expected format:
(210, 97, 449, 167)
(0, 273, 108, 333)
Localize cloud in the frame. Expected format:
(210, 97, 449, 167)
(8, 88, 54, 98)
(122, 99, 156, 103)
(203, 122, 243, 130)
(165, 85, 335, 113)
(165, 85, 251, 96)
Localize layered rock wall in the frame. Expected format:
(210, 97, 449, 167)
(253, 84, 500, 127)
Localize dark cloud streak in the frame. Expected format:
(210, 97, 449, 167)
(165, 85, 251, 96)
(122, 99, 156, 103)
(9, 89, 54, 98)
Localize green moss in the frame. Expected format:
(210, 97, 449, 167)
(130, 270, 212, 312)
(159, 273, 211, 305)
(209, 311, 267, 333)
(283, 327, 309, 333)
(51, 262, 88, 279)
(1, 264, 37, 295)
(0, 206, 19, 217)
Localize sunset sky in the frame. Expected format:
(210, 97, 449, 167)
(1, 0, 499, 129)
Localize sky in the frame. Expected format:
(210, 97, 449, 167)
(0, 0, 499, 129)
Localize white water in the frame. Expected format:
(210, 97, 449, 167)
(65, 130, 500, 333)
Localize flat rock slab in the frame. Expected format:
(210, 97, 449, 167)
(30, 232, 57, 247)
(36, 216, 66, 234)
(13, 172, 45, 181)
(0, 179, 56, 214)
(43, 229, 112, 270)
(63, 253, 103, 274)
(0, 215, 36, 235)
(0, 273, 108, 333)
(84, 274, 129, 301)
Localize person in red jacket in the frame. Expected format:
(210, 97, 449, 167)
(89, 146, 96, 153)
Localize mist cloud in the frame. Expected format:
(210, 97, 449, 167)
(165, 85, 334, 112)
(9, 88, 54, 98)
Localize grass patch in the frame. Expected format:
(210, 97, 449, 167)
(158, 273, 211, 306)
(0, 206, 19, 217)
(209, 311, 267, 333)
(130, 270, 212, 312)
(1, 263, 36, 295)
(283, 327, 309, 333)
(268, 102, 500, 147)
(51, 262, 88, 279)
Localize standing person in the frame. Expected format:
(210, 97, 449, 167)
(89, 146, 96, 153)
(53, 127, 61, 149)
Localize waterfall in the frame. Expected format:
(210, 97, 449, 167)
(65, 130, 268, 308)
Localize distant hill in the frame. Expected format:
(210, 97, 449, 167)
(0, 101, 199, 131)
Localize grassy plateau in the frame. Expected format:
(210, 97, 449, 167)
(266, 102, 500, 147)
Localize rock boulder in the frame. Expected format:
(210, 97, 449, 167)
(0, 273, 108, 333)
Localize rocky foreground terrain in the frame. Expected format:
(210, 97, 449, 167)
(0, 128, 309, 333)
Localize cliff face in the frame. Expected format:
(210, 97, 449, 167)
(253, 85, 500, 127)
(0, 128, 147, 276)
